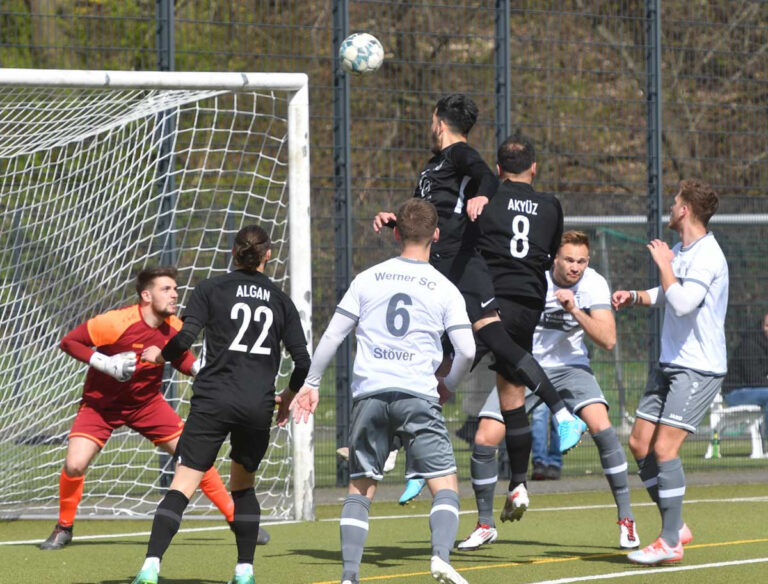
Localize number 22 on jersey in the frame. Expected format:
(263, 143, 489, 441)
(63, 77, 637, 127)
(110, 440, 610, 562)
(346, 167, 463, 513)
(229, 302, 274, 354)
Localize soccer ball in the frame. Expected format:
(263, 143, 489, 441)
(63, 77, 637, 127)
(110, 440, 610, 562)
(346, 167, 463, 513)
(339, 33, 384, 75)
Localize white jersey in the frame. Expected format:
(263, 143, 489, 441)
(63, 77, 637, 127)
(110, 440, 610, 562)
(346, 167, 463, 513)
(532, 268, 611, 368)
(660, 232, 728, 374)
(336, 257, 471, 400)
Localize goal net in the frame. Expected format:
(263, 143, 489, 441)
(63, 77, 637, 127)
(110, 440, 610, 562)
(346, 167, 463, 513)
(0, 69, 313, 521)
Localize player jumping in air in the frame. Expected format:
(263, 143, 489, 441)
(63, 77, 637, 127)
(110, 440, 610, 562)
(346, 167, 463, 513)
(373, 96, 585, 505)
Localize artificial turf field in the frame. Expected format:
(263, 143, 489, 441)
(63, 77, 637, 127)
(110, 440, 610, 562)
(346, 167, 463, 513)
(2, 483, 767, 584)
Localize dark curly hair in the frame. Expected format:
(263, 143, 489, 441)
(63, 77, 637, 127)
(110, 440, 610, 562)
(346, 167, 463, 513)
(233, 224, 271, 272)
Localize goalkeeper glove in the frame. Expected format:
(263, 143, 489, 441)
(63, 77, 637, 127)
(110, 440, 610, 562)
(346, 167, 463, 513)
(89, 351, 137, 382)
(191, 359, 201, 376)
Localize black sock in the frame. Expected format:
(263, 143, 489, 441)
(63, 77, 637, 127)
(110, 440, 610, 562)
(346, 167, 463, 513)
(476, 322, 567, 414)
(501, 406, 531, 491)
(230, 487, 261, 565)
(147, 489, 189, 560)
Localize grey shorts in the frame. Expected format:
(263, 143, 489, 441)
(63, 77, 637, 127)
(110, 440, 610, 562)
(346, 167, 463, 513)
(348, 391, 457, 481)
(635, 365, 724, 433)
(478, 365, 607, 420)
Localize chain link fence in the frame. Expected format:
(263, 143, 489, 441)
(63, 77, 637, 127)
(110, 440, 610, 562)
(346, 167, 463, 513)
(2, 1, 767, 488)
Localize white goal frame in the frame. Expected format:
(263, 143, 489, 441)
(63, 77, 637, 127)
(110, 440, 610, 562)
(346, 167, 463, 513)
(0, 69, 314, 521)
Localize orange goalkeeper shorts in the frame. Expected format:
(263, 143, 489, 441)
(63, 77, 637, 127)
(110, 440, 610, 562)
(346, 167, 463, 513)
(69, 392, 184, 448)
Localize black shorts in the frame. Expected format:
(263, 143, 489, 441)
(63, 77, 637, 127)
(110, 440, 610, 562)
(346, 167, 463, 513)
(175, 396, 271, 473)
(430, 251, 498, 322)
(484, 295, 544, 384)
(496, 295, 543, 353)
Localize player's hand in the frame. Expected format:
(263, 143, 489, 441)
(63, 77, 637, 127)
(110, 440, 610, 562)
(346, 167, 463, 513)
(89, 351, 137, 382)
(646, 239, 674, 267)
(141, 345, 164, 364)
(373, 211, 397, 233)
(289, 385, 319, 424)
(274, 388, 296, 427)
(611, 290, 633, 311)
(466, 196, 489, 222)
(555, 289, 577, 313)
(436, 377, 453, 405)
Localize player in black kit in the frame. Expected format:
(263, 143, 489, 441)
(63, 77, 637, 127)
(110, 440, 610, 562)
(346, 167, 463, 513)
(472, 132, 587, 524)
(131, 225, 310, 584)
(373, 95, 584, 501)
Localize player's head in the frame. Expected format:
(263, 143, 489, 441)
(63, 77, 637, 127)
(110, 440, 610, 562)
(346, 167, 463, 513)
(136, 266, 178, 318)
(394, 199, 438, 248)
(497, 131, 536, 179)
(432, 94, 478, 152)
(670, 179, 719, 229)
(233, 224, 272, 273)
(552, 231, 590, 287)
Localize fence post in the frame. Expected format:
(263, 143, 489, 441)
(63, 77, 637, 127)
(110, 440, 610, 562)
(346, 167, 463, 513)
(155, 0, 177, 488)
(645, 0, 663, 367)
(332, 0, 353, 487)
(495, 0, 511, 148)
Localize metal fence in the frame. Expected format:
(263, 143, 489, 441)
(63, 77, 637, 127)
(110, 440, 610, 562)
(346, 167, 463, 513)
(2, 1, 767, 488)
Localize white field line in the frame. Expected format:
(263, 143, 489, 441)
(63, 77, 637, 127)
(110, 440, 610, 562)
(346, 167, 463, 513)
(2, 495, 767, 546)
(525, 556, 768, 584)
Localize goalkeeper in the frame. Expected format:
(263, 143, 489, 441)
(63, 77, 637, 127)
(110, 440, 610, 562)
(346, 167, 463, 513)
(39, 267, 242, 551)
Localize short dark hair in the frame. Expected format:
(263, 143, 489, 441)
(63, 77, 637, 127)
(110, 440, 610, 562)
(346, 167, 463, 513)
(135, 266, 178, 297)
(233, 224, 271, 272)
(497, 131, 535, 175)
(434, 94, 478, 136)
(396, 199, 438, 244)
(678, 179, 719, 226)
(561, 230, 590, 250)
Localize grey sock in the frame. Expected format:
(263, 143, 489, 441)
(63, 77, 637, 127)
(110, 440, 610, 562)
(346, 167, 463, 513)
(592, 427, 633, 521)
(340, 494, 371, 583)
(470, 443, 498, 527)
(635, 452, 660, 508)
(657, 457, 685, 546)
(430, 489, 460, 562)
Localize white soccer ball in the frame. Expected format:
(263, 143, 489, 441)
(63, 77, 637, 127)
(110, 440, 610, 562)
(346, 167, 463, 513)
(339, 33, 384, 75)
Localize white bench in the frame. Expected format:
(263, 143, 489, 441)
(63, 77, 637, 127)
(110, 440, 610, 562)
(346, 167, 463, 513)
(704, 392, 765, 459)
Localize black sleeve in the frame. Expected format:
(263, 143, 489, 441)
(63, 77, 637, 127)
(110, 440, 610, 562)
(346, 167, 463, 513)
(452, 146, 499, 199)
(282, 298, 311, 391)
(546, 198, 564, 269)
(161, 284, 208, 362)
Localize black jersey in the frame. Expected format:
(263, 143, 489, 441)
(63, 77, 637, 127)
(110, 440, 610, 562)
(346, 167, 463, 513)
(477, 180, 563, 302)
(161, 269, 310, 404)
(414, 141, 498, 257)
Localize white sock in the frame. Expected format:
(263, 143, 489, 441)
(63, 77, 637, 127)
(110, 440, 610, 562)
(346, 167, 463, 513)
(141, 557, 160, 573)
(235, 563, 253, 577)
(553, 408, 575, 424)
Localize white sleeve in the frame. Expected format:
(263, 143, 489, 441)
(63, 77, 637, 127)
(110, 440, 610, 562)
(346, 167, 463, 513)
(664, 281, 708, 317)
(335, 276, 361, 321)
(442, 326, 475, 391)
(590, 273, 612, 309)
(645, 286, 664, 306)
(303, 310, 357, 389)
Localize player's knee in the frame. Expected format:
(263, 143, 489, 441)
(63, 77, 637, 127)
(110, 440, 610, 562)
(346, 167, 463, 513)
(475, 418, 505, 445)
(63, 462, 88, 477)
(627, 433, 647, 459)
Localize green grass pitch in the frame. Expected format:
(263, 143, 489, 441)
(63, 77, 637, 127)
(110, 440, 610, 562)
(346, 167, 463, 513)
(2, 483, 767, 583)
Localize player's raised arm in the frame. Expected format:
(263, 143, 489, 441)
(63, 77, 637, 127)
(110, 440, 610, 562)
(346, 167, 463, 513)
(373, 211, 397, 233)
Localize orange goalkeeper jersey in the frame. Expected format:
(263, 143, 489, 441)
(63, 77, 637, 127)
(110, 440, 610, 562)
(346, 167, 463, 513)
(60, 304, 195, 411)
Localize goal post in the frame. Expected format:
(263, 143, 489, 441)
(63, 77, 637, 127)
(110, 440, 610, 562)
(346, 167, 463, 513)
(0, 69, 314, 521)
